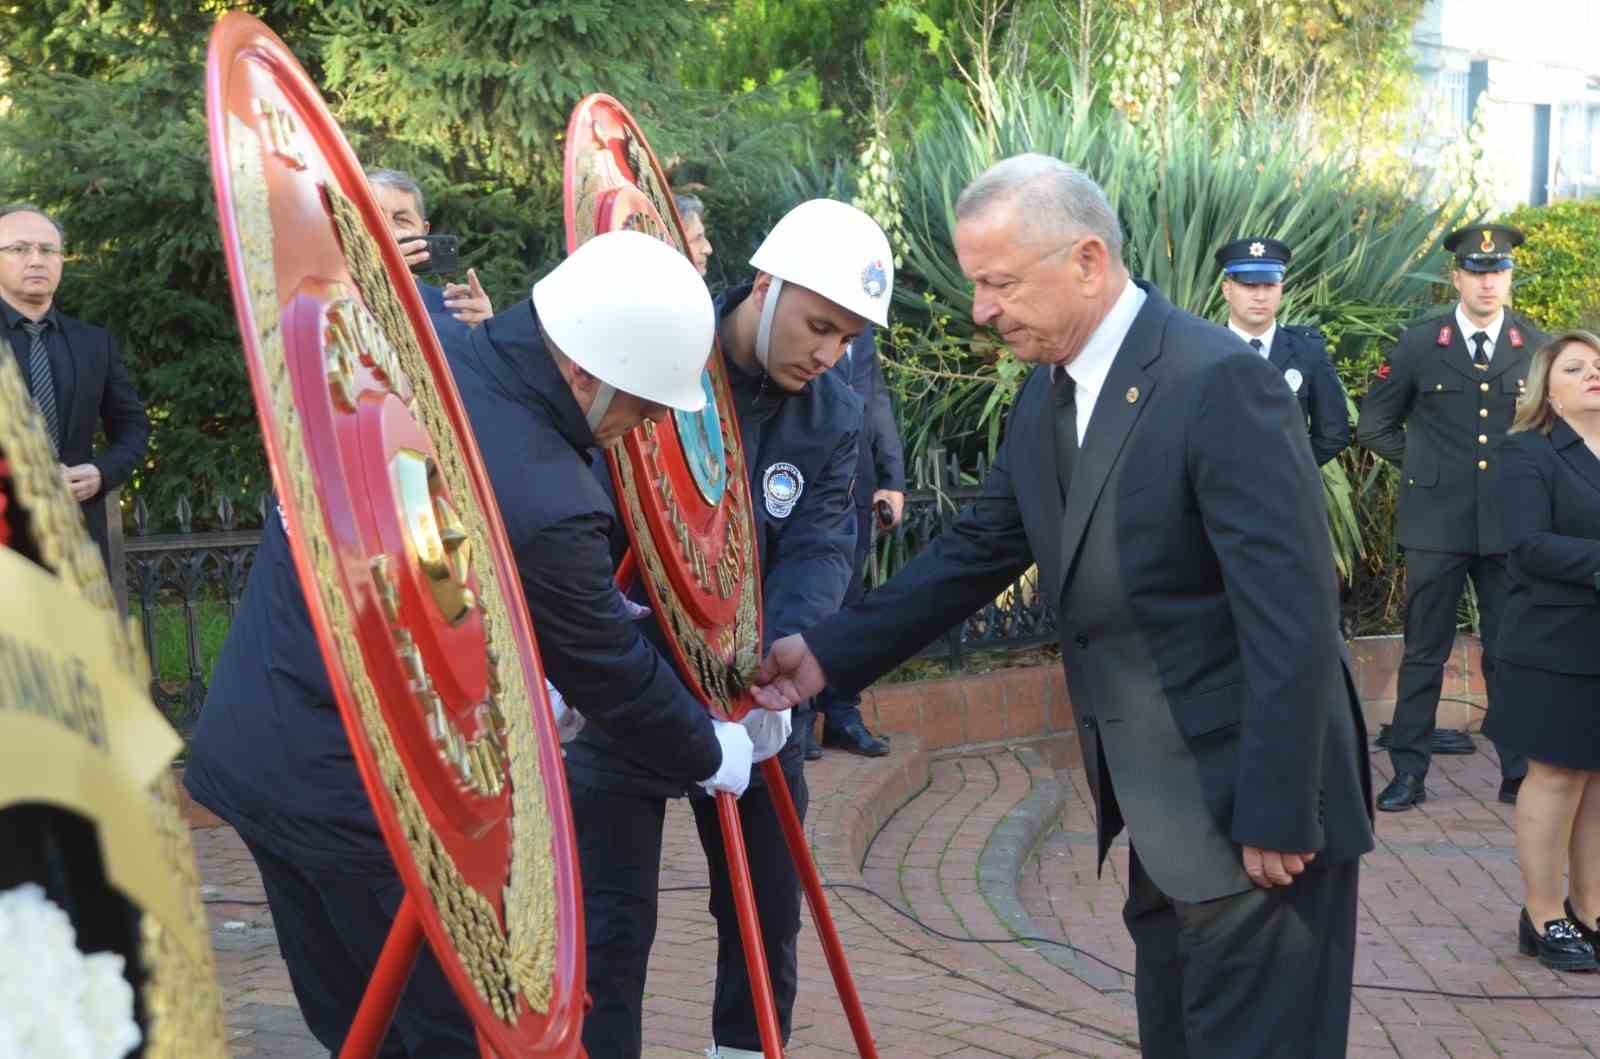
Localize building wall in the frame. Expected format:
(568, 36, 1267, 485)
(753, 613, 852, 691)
(1410, 0, 1600, 211)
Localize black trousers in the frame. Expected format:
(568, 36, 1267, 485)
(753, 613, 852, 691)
(689, 761, 808, 1052)
(1124, 848, 1359, 1059)
(812, 506, 874, 729)
(572, 782, 666, 1059)
(1391, 548, 1527, 781)
(241, 837, 478, 1057)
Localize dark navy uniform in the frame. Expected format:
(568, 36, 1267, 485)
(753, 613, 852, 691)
(185, 299, 722, 1057)
(1357, 231, 1548, 799)
(1267, 325, 1351, 466)
(573, 282, 861, 1057)
(813, 327, 906, 748)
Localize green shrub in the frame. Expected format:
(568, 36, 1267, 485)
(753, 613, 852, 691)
(1501, 199, 1600, 332)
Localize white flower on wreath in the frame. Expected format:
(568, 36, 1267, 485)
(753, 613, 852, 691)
(0, 883, 141, 1059)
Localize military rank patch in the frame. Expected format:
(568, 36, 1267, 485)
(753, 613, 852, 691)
(763, 461, 805, 519)
(1284, 368, 1304, 393)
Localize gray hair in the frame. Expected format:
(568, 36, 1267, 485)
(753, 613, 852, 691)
(674, 193, 705, 222)
(0, 203, 65, 243)
(365, 168, 427, 221)
(955, 154, 1122, 259)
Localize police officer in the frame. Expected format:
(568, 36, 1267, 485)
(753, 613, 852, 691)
(183, 231, 754, 1057)
(1215, 236, 1351, 465)
(571, 199, 891, 1059)
(810, 325, 906, 758)
(1357, 223, 1547, 810)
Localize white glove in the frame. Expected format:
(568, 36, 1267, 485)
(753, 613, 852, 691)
(700, 719, 753, 799)
(743, 707, 792, 765)
(544, 680, 586, 744)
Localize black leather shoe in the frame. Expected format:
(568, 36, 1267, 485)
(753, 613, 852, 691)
(803, 725, 822, 761)
(821, 720, 889, 758)
(1565, 898, 1600, 953)
(1377, 773, 1427, 812)
(1518, 909, 1598, 971)
(1499, 778, 1523, 805)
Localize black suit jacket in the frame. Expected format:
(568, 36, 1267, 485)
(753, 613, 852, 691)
(1496, 424, 1600, 673)
(806, 282, 1373, 902)
(1356, 311, 1547, 555)
(1267, 324, 1350, 466)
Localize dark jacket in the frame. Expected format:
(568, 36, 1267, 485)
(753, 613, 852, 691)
(1357, 310, 1548, 554)
(1496, 423, 1600, 674)
(832, 328, 906, 505)
(185, 298, 722, 868)
(1267, 324, 1350, 466)
(2, 301, 149, 553)
(802, 282, 1372, 904)
(570, 283, 863, 794)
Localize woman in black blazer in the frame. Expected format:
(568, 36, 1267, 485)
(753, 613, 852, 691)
(1492, 329, 1600, 972)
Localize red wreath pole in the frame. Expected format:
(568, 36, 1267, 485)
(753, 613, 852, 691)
(761, 758, 878, 1057)
(717, 791, 786, 1057)
(339, 894, 425, 1059)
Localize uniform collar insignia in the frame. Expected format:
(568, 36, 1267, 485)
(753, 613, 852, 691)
(1508, 326, 1524, 348)
(1437, 325, 1453, 347)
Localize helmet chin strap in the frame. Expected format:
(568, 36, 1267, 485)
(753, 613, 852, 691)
(754, 277, 785, 371)
(584, 382, 617, 433)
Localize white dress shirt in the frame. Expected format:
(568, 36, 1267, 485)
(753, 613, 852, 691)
(1050, 279, 1149, 444)
(1228, 320, 1276, 359)
(1455, 305, 1504, 364)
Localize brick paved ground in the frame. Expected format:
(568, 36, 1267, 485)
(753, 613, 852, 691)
(200, 733, 1600, 1058)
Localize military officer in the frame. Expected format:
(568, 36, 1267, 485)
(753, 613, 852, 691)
(184, 232, 754, 1057)
(1215, 236, 1351, 466)
(574, 199, 891, 1059)
(1357, 223, 1548, 810)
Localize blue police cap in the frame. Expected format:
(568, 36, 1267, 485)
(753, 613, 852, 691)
(1214, 237, 1290, 282)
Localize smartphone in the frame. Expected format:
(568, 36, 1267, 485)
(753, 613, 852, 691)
(406, 234, 461, 276)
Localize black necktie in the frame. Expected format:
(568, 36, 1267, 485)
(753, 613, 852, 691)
(1472, 330, 1490, 368)
(1052, 370, 1077, 503)
(1249, 337, 1263, 353)
(22, 320, 59, 452)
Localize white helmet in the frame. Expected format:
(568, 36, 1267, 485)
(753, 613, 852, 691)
(747, 199, 894, 370)
(533, 229, 712, 430)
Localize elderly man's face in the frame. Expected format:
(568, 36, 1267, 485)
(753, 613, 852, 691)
(373, 185, 428, 242)
(682, 213, 713, 276)
(0, 210, 64, 310)
(955, 205, 1096, 365)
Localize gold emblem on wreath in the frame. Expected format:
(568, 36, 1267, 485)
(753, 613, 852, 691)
(1480, 230, 1496, 254)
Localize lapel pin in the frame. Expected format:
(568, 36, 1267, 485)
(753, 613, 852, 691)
(1126, 387, 1139, 404)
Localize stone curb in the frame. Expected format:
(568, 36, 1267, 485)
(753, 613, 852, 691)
(979, 746, 1131, 992)
(805, 734, 932, 884)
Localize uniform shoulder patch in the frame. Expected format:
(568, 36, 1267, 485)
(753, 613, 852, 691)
(763, 462, 805, 519)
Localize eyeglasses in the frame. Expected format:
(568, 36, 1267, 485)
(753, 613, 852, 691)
(0, 242, 64, 259)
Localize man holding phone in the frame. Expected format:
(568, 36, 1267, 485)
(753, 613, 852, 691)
(366, 168, 492, 328)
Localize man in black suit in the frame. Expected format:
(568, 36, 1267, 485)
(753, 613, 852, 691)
(753, 155, 1373, 1058)
(810, 326, 907, 758)
(1357, 224, 1548, 809)
(0, 204, 148, 568)
(1215, 236, 1350, 466)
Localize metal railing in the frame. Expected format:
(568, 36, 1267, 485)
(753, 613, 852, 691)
(112, 447, 1054, 737)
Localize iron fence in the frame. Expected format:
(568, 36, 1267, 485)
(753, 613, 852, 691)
(112, 448, 1054, 737)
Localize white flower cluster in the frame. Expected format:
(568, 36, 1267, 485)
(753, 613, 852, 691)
(0, 884, 141, 1059)
(852, 128, 908, 269)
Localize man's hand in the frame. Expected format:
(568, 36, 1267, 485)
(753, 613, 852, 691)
(872, 488, 905, 529)
(1241, 846, 1316, 888)
(63, 464, 101, 502)
(750, 634, 827, 711)
(443, 268, 493, 326)
(398, 236, 430, 270)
